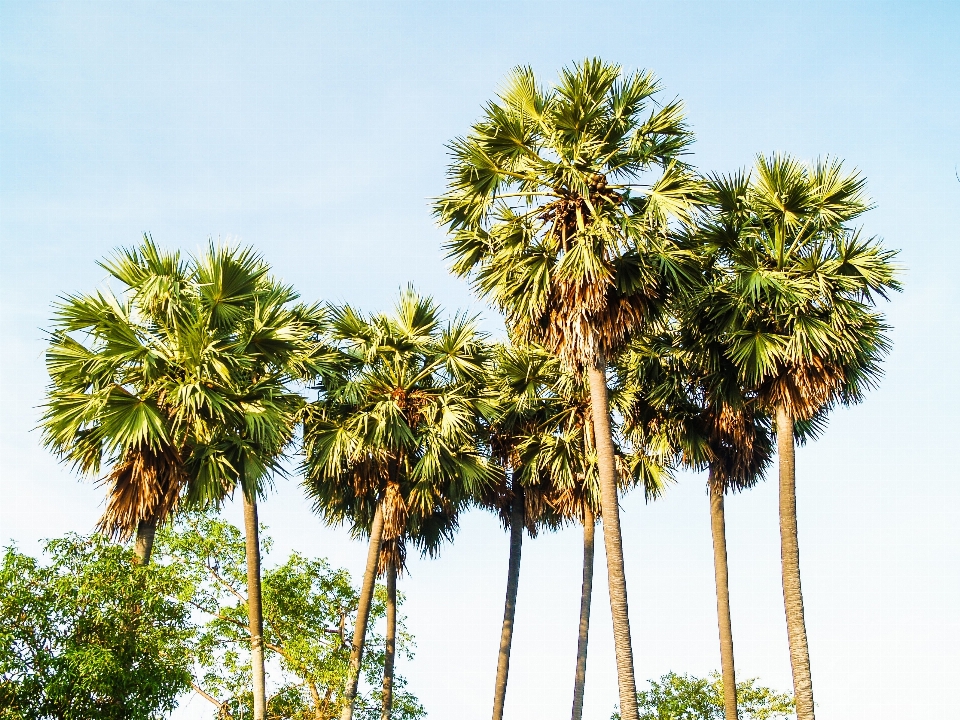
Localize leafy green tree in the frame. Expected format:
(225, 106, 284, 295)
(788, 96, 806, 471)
(435, 59, 702, 720)
(611, 672, 794, 720)
(700, 157, 899, 719)
(303, 289, 491, 720)
(0, 535, 192, 720)
(155, 511, 425, 720)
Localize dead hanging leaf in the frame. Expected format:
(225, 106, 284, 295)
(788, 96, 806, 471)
(96, 443, 187, 541)
(377, 481, 409, 576)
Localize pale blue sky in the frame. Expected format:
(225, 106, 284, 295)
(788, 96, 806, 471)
(2, 1, 958, 718)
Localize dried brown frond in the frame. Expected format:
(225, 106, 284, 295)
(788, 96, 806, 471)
(377, 536, 407, 578)
(96, 444, 187, 540)
(377, 480, 408, 575)
(762, 357, 845, 421)
(703, 402, 772, 494)
(514, 266, 661, 373)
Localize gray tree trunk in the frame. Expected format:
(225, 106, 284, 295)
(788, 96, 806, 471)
(243, 493, 267, 720)
(776, 405, 815, 720)
(571, 504, 595, 720)
(491, 480, 524, 720)
(341, 504, 385, 720)
(709, 470, 738, 720)
(133, 515, 158, 565)
(381, 557, 397, 720)
(586, 363, 639, 720)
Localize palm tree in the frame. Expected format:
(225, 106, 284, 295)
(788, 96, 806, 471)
(42, 238, 332, 720)
(620, 328, 775, 720)
(183, 244, 333, 720)
(435, 59, 702, 720)
(302, 289, 493, 720)
(41, 237, 199, 563)
(514, 344, 673, 720)
(700, 157, 900, 720)
(480, 343, 566, 720)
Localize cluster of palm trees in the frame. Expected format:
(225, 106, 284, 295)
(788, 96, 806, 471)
(40, 58, 898, 720)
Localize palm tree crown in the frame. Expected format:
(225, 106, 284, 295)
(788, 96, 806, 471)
(41, 238, 197, 544)
(436, 58, 702, 370)
(701, 155, 900, 419)
(302, 288, 493, 566)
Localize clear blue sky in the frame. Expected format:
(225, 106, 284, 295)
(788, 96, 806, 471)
(2, 2, 958, 718)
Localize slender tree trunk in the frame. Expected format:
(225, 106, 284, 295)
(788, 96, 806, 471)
(586, 362, 639, 720)
(571, 504, 595, 720)
(709, 469, 738, 720)
(341, 504, 385, 720)
(491, 479, 524, 720)
(307, 681, 324, 720)
(776, 405, 815, 720)
(381, 557, 397, 720)
(243, 494, 267, 720)
(133, 515, 158, 564)
(319, 686, 333, 720)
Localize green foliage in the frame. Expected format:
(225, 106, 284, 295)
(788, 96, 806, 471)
(611, 672, 794, 720)
(155, 511, 425, 719)
(0, 535, 192, 720)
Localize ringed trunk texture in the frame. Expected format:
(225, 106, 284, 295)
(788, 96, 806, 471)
(709, 471, 738, 720)
(243, 494, 267, 720)
(133, 515, 158, 565)
(570, 504, 595, 720)
(340, 504, 385, 720)
(381, 558, 397, 720)
(586, 363, 639, 720)
(776, 405, 815, 720)
(491, 480, 524, 720)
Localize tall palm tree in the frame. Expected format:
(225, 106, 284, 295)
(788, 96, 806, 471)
(183, 244, 333, 720)
(701, 157, 900, 720)
(435, 59, 701, 720)
(302, 289, 493, 720)
(517, 344, 674, 720)
(41, 237, 199, 563)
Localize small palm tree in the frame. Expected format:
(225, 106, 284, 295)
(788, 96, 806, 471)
(42, 240, 329, 720)
(302, 289, 493, 720)
(435, 59, 702, 720)
(701, 157, 900, 720)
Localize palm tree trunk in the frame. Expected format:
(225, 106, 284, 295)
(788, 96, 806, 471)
(571, 504, 595, 720)
(340, 504, 385, 720)
(381, 557, 397, 720)
(133, 515, 158, 564)
(709, 469, 738, 720)
(243, 493, 267, 720)
(586, 362, 639, 720)
(775, 405, 815, 720)
(491, 479, 524, 720)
